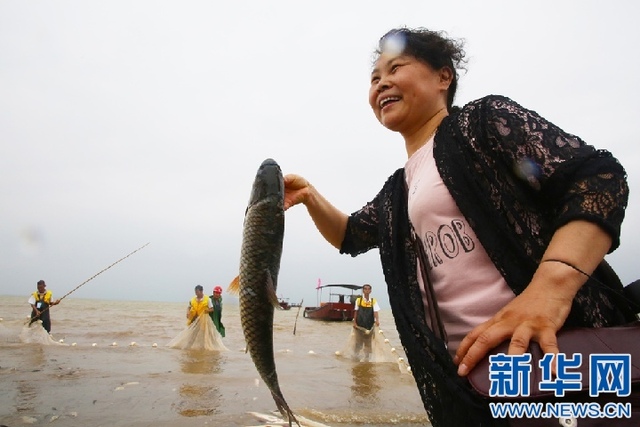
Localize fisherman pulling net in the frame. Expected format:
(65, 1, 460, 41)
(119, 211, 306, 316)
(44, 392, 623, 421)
(335, 283, 396, 364)
(168, 285, 228, 352)
(167, 314, 227, 351)
(18, 244, 150, 345)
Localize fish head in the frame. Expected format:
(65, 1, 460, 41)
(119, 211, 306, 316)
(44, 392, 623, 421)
(248, 158, 284, 207)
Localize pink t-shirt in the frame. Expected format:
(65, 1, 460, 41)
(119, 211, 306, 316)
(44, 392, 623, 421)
(405, 137, 515, 355)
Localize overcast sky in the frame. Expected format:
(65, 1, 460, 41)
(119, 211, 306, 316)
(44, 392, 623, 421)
(2, 1, 639, 309)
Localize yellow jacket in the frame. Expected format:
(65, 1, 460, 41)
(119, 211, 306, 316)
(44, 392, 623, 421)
(355, 297, 377, 308)
(32, 290, 53, 304)
(187, 295, 210, 324)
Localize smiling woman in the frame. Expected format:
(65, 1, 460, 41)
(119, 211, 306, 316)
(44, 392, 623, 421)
(282, 27, 638, 427)
(368, 30, 465, 156)
(2, 2, 640, 424)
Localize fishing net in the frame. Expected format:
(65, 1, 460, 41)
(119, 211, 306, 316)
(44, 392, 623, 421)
(19, 320, 65, 345)
(167, 314, 228, 351)
(335, 326, 411, 373)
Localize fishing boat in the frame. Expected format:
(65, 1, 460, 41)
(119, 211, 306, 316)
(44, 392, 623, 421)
(278, 297, 291, 310)
(303, 284, 362, 321)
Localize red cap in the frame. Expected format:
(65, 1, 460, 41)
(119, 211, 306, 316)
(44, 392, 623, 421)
(213, 286, 223, 294)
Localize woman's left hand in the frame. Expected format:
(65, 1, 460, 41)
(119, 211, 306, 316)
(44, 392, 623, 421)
(454, 281, 571, 376)
(455, 220, 612, 377)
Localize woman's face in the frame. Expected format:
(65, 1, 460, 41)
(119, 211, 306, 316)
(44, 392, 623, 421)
(369, 52, 450, 134)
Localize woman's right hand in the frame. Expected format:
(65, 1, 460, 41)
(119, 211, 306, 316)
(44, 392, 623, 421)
(283, 174, 311, 210)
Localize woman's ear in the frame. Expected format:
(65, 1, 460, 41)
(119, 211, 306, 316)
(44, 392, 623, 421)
(439, 66, 453, 89)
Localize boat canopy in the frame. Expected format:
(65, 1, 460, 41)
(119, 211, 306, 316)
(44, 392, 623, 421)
(318, 284, 362, 291)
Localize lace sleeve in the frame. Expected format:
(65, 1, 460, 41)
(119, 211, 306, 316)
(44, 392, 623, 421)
(340, 173, 398, 256)
(340, 198, 380, 257)
(464, 95, 628, 250)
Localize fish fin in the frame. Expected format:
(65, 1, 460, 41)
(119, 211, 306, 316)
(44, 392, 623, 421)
(266, 272, 281, 309)
(227, 276, 240, 295)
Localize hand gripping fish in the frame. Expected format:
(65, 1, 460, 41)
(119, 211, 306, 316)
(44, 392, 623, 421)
(229, 158, 300, 427)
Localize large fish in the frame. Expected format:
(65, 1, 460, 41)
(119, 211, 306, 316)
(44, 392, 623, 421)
(229, 158, 299, 426)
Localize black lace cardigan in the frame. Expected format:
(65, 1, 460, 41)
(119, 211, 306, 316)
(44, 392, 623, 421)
(340, 95, 635, 427)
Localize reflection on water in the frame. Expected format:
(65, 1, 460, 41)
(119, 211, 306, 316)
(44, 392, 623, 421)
(16, 380, 38, 413)
(177, 384, 218, 417)
(179, 349, 224, 375)
(350, 362, 381, 402)
(15, 345, 45, 414)
(176, 349, 224, 417)
(24, 343, 46, 366)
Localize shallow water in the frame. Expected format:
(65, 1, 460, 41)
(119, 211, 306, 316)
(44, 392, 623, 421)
(0, 295, 428, 426)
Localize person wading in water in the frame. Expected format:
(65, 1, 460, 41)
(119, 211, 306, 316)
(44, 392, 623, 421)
(352, 284, 380, 362)
(28, 280, 60, 333)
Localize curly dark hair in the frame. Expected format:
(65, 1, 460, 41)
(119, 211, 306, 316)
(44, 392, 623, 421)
(375, 28, 466, 112)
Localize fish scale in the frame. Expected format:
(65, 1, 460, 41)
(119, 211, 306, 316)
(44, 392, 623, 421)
(230, 158, 299, 427)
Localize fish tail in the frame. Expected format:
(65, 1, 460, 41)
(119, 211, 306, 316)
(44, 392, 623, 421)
(271, 390, 300, 427)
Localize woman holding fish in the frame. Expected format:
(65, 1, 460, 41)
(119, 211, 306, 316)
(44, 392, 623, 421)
(283, 27, 637, 426)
